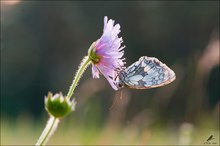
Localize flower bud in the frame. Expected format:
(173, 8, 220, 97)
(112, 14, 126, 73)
(45, 92, 76, 118)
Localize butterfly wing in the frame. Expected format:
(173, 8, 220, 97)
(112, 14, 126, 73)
(122, 56, 176, 89)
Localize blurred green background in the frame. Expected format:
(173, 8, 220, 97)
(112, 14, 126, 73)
(1, 1, 219, 145)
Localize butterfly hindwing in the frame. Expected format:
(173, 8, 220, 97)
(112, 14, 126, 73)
(120, 56, 175, 89)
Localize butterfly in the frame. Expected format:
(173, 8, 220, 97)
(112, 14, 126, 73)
(115, 56, 176, 89)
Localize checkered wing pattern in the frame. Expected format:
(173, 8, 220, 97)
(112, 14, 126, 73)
(119, 56, 176, 89)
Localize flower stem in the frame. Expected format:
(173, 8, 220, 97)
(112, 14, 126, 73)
(36, 117, 60, 146)
(67, 56, 91, 100)
(36, 56, 91, 146)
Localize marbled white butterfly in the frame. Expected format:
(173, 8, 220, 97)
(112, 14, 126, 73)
(115, 56, 176, 89)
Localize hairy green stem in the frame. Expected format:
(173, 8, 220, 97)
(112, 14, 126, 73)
(67, 56, 91, 100)
(36, 117, 60, 146)
(36, 56, 91, 145)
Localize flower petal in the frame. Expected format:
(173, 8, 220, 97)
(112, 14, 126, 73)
(104, 74, 118, 90)
(92, 65, 100, 78)
(90, 16, 126, 90)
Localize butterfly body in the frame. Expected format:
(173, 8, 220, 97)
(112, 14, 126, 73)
(116, 56, 176, 89)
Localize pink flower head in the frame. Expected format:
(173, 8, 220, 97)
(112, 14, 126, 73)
(88, 16, 125, 90)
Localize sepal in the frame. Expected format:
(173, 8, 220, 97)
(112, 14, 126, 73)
(45, 92, 76, 118)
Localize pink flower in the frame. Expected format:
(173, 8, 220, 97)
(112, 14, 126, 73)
(88, 16, 125, 90)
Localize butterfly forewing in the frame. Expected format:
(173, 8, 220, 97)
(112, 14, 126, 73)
(120, 56, 175, 89)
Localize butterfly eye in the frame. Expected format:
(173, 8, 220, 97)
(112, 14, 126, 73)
(118, 82, 124, 88)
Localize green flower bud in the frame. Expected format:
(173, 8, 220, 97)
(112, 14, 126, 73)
(45, 92, 76, 118)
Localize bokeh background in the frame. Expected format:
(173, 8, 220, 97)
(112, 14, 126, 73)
(1, 1, 219, 145)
